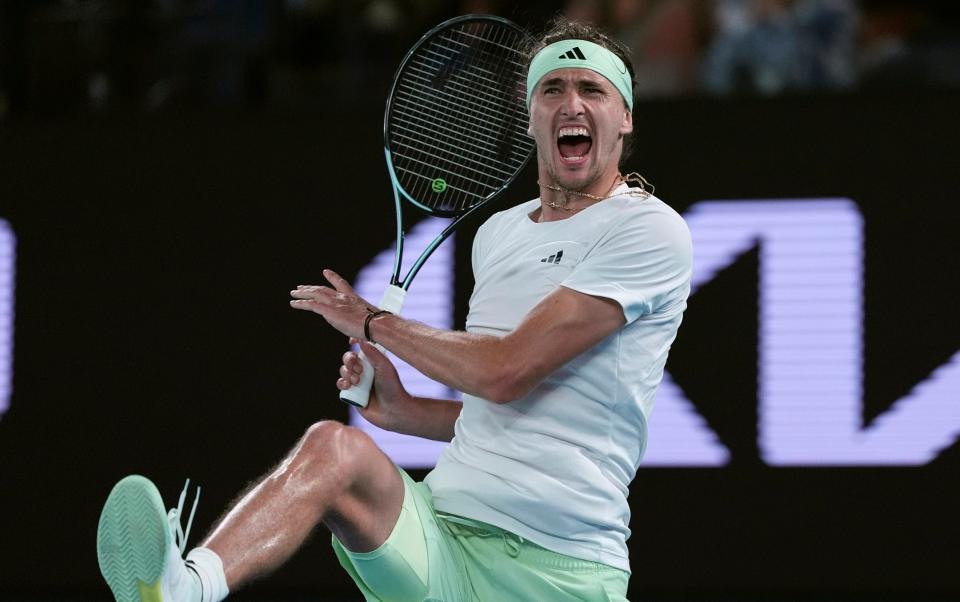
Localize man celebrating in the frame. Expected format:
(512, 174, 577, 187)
(97, 18, 691, 602)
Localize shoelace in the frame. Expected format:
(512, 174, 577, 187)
(168, 479, 202, 555)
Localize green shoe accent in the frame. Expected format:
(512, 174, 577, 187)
(97, 475, 171, 602)
(138, 578, 164, 602)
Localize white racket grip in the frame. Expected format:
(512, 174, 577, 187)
(339, 285, 407, 408)
(339, 347, 379, 408)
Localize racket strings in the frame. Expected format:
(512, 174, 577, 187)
(390, 96, 516, 200)
(391, 88, 528, 185)
(397, 26, 528, 191)
(393, 75, 528, 162)
(405, 55, 527, 140)
(388, 20, 536, 213)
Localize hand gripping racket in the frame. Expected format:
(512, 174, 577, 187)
(341, 15, 536, 407)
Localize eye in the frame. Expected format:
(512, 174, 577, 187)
(543, 87, 560, 95)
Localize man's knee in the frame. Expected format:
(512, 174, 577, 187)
(296, 420, 372, 476)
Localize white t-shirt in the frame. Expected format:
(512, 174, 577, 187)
(424, 185, 692, 572)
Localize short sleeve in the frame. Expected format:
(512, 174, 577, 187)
(471, 219, 488, 276)
(561, 205, 692, 324)
(471, 208, 508, 277)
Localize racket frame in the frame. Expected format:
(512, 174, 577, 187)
(382, 14, 535, 291)
(341, 14, 534, 407)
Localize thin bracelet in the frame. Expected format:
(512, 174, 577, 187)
(364, 309, 392, 344)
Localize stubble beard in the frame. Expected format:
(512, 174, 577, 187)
(546, 161, 602, 194)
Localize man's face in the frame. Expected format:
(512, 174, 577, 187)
(528, 68, 633, 192)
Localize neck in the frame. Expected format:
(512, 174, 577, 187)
(537, 168, 622, 221)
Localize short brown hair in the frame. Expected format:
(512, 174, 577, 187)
(525, 16, 638, 166)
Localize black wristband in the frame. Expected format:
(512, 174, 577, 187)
(363, 309, 392, 344)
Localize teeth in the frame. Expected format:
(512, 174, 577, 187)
(558, 127, 590, 138)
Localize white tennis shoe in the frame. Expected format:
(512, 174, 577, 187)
(97, 475, 202, 602)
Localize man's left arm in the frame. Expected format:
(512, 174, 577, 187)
(291, 270, 625, 404)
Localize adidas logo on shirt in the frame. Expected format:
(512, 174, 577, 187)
(540, 250, 564, 264)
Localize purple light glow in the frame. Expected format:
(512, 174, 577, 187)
(0, 220, 14, 420)
(351, 200, 960, 468)
(641, 373, 730, 466)
(685, 199, 960, 465)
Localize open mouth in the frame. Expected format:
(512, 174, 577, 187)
(557, 126, 592, 163)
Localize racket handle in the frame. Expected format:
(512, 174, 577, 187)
(338, 285, 407, 408)
(339, 346, 379, 408)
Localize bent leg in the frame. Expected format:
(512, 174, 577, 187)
(332, 470, 433, 602)
(200, 420, 404, 590)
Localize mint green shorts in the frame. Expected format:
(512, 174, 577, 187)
(332, 468, 629, 602)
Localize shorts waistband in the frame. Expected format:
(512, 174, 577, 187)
(436, 513, 620, 572)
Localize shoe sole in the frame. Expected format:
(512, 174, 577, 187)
(97, 475, 170, 602)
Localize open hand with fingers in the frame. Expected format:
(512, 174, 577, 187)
(289, 269, 376, 340)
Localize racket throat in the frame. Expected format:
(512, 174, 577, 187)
(379, 284, 407, 315)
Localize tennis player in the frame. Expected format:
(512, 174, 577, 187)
(97, 17, 691, 602)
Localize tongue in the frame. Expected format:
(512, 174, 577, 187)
(558, 136, 591, 158)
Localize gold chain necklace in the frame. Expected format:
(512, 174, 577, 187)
(538, 172, 655, 212)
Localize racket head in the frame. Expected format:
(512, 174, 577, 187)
(384, 15, 536, 217)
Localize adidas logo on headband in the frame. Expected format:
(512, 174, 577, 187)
(558, 46, 586, 60)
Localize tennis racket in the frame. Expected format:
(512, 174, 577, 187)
(341, 14, 536, 407)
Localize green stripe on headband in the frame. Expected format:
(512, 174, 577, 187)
(526, 39, 633, 111)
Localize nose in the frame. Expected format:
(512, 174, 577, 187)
(559, 90, 585, 117)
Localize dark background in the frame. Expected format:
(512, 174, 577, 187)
(1, 92, 958, 601)
(1, 2, 960, 601)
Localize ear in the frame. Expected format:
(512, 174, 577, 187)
(528, 117, 534, 137)
(619, 109, 633, 137)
